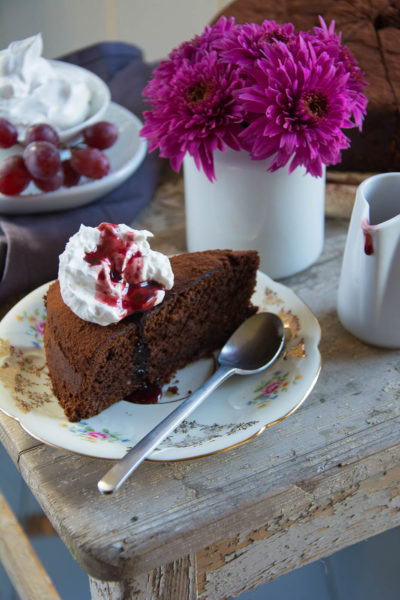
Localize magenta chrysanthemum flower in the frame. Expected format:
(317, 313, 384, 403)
(220, 19, 296, 67)
(141, 49, 245, 181)
(311, 18, 368, 129)
(142, 17, 236, 110)
(141, 16, 368, 179)
(192, 15, 236, 53)
(160, 16, 236, 66)
(238, 36, 354, 176)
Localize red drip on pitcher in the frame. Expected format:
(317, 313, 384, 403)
(361, 219, 375, 255)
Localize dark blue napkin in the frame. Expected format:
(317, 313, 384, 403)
(0, 42, 159, 303)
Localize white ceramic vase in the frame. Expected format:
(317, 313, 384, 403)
(184, 148, 326, 279)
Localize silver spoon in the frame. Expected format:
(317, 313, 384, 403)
(98, 312, 285, 494)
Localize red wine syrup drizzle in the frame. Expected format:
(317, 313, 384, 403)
(84, 223, 165, 314)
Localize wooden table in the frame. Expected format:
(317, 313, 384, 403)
(1, 167, 400, 600)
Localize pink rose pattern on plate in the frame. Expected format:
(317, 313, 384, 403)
(250, 371, 303, 409)
(59, 422, 131, 444)
(248, 288, 307, 408)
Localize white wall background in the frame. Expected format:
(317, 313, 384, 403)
(0, 0, 230, 61)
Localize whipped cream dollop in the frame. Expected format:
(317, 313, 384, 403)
(59, 223, 174, 326)
(0, 34, 91, 134)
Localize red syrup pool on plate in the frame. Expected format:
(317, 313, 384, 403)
(125, 386, 163, 404)
(84, 223, 165, 314)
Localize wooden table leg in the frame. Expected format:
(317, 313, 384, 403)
(89, 553, 198, 600)
(0, 490, 61, 600)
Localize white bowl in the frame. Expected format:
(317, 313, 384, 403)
(16, 60, 111, 144)
(50, 61, 111, 143)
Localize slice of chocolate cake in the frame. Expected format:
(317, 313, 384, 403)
(44, 249, 259, 422)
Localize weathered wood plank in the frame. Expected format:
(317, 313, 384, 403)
(5, 322, 400, 583)
(195, 444, 400, 599)
(0, 490, 61, 600)
(1, 216, 400, 583)
(89, 554, 197, 600)
(0, 176, 399, 597)
(0, 410, 44, 466)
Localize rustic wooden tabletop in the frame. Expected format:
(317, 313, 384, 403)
(1, 167, 399, 600)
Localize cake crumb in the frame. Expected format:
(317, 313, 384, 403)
(167, 385, 179, 395)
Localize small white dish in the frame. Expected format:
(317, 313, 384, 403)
(17, 60, 111, 144)
(0, 102, 147, 215)
(0, 271, 321, 461)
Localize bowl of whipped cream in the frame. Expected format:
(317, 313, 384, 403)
(0, 34, 111, 143)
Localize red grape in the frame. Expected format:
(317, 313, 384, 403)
(0, 116, 118, 195)
(34, 168, 64, 192)
(0, 118, 18, 149)
(25, 123, 59, 146)
(62, 159, 81, 187)
(70, 147, 110, 179)
(0, 155, 31, 195)
(83, 121, 118, 150)
(23, 141, 61, 179)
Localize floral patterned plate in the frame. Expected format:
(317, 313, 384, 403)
(0, 272, 321, 461)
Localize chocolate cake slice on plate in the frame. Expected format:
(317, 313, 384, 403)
(45, 249, 259, 422)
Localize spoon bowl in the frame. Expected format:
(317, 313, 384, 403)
(98, 311, 285, 494)
(220, 311, 284, 373)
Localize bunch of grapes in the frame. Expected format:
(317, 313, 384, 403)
(0, 118, 119, 196)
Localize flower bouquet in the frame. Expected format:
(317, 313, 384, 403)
(141, 16, 368, 181)
(140, 16, 368, 279)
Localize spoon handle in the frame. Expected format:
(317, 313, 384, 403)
(98, 364, 235, 494)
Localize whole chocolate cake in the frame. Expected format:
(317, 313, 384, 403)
(213, 0, 400, 173)
(45, 248, 259, 422)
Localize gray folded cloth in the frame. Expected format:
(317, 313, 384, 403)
(0, 42, 159, 303)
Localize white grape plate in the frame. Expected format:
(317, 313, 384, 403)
(0, 102, 147, 215)
(0, 271, 321, 461)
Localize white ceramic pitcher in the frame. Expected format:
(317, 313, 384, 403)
(338, 173, 400, 348)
